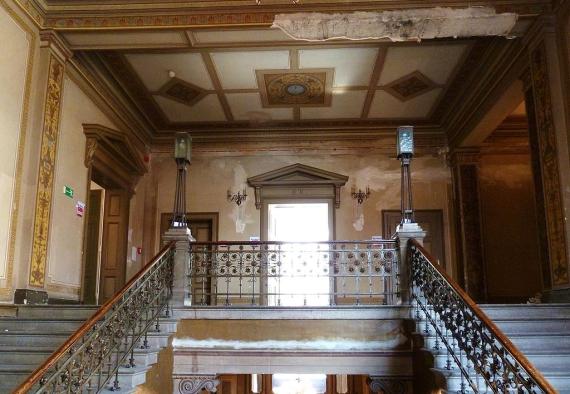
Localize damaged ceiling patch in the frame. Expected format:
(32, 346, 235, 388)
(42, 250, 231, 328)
(272, 7, 517, 42)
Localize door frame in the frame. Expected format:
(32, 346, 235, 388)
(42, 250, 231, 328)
(80, 124, 147, 303)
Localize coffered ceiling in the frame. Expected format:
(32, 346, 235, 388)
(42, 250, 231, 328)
(85, 27, 475, 135)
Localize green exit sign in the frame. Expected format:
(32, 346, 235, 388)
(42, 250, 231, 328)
(63, 185, 74, 198)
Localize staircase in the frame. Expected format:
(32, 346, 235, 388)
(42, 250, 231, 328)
(416, 304, 570, 393)
(0, 305, 178, 393)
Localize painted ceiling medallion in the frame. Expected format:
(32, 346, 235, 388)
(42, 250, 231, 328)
(257, 69, 333, 108)
(385, 71, 437, 102)
(157, 77, 207, 107)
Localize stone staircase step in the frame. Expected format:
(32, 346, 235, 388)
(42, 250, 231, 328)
(480, 304, 570, 320)
(0, 332, 72, 347)
(0, 318, 84, 332)
(15, 305, 99, 319)
(432, 351, 570, 374)
(422, 332, 570, 352)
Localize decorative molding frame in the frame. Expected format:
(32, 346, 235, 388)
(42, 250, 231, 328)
(83, 124, 148, 194)
(256, 68, 334, 108)
(247, 163, 348, 209)
(0, 0, 37, 300)
(29, 54, 65, 288)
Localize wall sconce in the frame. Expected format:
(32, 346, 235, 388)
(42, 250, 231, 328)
(351, 186, 371, 204)
(227, 189, 247, 206)
(351, 185, 370, 232)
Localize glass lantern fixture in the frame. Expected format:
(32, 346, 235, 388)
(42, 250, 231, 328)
(396, 125, 414, 158)
(174, 132, 192, 163)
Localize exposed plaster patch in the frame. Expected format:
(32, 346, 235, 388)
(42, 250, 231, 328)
(172, 336, 407, 350)
(272, 8, 517, 42)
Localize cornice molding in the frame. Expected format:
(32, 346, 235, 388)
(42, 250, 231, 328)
(443, 37, 528, 148)
(67, 53, 155, 149)
(39, 29, 72, 62)
(26, 1, 550, 31)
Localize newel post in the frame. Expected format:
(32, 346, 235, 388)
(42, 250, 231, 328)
(395, 223, 425, 304)
(163, 228, 195, 307)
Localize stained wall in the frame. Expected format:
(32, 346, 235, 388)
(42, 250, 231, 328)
(132, 146, 455, 277)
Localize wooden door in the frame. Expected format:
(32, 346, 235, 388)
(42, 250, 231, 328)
(382, 209, 446, 268)
(83, 189, 102, 304)
(99, 189, 130, 303)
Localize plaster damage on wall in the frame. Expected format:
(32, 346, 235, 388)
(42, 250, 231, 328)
(272, 7, 517, 42)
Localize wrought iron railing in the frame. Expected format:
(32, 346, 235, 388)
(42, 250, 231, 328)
(14, 242, 175, 394)
(188, 240, 399, 306)
(409, 239, 556, 393)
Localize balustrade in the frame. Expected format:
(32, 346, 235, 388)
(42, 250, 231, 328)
(187, 240, 400, 307)
(409, 240, 555, 393)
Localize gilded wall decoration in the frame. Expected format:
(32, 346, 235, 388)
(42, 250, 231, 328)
(529, 43, 569, 287)
(0, 0, 37, 299)
(29, 55, 65, 287)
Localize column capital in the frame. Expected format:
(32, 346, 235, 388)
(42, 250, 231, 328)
(175, 375, 220, 394)
(39, 29, 73, 63)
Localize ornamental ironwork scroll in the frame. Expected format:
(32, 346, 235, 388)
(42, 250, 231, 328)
(14, 245, 175, 393)
(189, 240, 399, 307)
(410, 241, 555, 393)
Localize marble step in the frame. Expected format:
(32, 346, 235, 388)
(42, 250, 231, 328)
(0, 318, 84, 332)
(15, 305, 99, 319)
(480, 304, 570, 320)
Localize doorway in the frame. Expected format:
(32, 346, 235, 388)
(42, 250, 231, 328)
(266, 202, 331, 306)
(82, 178, 130, 305)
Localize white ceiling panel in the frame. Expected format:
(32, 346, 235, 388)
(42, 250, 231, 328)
(126, 53, 214, 91)
(299, 47, 378, 87)
(154, 94, 225, 122)
(193, 28, 291, 44)
(368, 88, 442, 119)
(226, 92, 293, 121)
(379, 44, 468, 85)
(211, 50, 290, 89)
(301, 90, 367, 120)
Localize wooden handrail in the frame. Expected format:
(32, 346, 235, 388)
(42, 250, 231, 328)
(14, 242, 175, 394)
(409, 239, 557, 393)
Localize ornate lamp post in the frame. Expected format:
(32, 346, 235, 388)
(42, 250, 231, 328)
(171, 132, 192, 228)
(397, 126, 415, 224)
(395, 125, 425, 304)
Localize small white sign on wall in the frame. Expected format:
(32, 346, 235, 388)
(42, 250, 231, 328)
(75, 201, 85, 217)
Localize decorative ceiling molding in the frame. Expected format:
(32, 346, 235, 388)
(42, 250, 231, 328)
(384, 70, 438, 102)
(256, 69, 333, 107)
(33, 1, 549, 31)
(157, 77, 208, 107)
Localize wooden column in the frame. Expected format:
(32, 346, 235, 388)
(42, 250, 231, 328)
(451, 149, 487, 302)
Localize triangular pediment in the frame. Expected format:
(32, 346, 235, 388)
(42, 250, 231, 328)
(248, 163, 348, 186)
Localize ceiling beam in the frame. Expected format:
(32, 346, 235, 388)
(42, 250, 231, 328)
(361, 47, 388, 119)
(201, 52, 234, 121)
